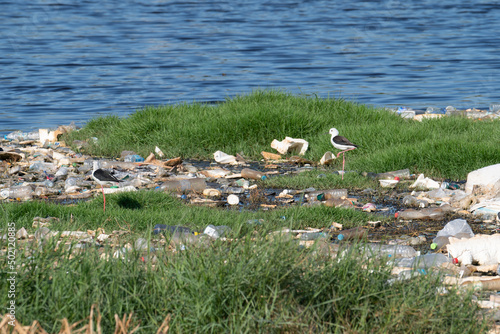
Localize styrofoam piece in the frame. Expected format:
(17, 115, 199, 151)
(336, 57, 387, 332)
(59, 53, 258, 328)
(447, 234, 500, 265)
(320, 151, 335, 165)
(271, 137, 309, 155)
(409, 174, 440, 190)
(39, 128, 62, 144)
(213, 150, 236, 164)
(379, 179, 398, 188)
(465, 164, 500, 194)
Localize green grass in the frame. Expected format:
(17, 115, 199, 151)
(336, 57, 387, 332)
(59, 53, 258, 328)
(0, 191, 491, 333)
(65, 89, 500, 180)
(0, 191, 371, 234)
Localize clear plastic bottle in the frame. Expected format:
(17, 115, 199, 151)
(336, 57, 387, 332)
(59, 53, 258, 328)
(337, 227, 367, 241)
(160, 178, 207, 192)
(203, 224, 230, 239)
(364, 243, 418, 258)
(300, 232, 330, 241)
(310, 189, 348, 201)
(0, 186, 33, 200)
(402, 195, 427, 208)
(395, 207, 445, 220)
(397, 253, 451, 269)
(153, 224, 193, 235)
(430, 236, 449, 250)
(55, 166, 69, 178)
(29, 161, 56, 172)
(4, 130, 39, 141)
(241, 168, 267, 181)
(65, 177, 79, 188)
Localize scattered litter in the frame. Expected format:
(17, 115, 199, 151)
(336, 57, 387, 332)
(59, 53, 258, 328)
(410, 174, 440, 190)
(448, 234, 500, 265)
(213, 150, 237, 164)
(270, 137, 308, 155)
(320, 151, 335, 165)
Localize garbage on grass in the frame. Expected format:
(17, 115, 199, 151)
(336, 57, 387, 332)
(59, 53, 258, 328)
(379, 179, 399, 188)
(431, 218, 474, 251)
(465, 163, 500, 194)
(213, 150, 237, 164)
(410, 174, 440, 190)
(320, 151, 335, 165)
(448, 234, 500, 265)
(270, 137, 308, 155)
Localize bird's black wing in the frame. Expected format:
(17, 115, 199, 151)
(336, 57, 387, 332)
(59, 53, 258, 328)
(93, 169, 122, 182)
(333, 135, 358, 148)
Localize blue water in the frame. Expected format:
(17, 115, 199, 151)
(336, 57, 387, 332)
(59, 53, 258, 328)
(1, 0, 500, 135)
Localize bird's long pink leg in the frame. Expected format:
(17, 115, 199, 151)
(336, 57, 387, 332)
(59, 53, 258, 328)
(336, 148, 356, 180)
(101, 185, 106, 212)
(336, 147, 356, 158)
(342, 152, 345, 180)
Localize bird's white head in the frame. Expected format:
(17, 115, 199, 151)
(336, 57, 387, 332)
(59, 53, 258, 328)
(329, 128, 339, 137)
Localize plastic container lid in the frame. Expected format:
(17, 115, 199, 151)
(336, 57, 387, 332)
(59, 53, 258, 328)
(227, 194, 239, 205)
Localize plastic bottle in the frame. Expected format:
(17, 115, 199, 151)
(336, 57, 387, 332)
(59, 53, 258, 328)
(203, 224, 230, 239)
(224, 186, 245, 194)
(55, 166, 69, 178)
(0, 186, 33, 200)
(395, 207, 445, 220)
(300, 232, 330, 241)
(324, 198, 353, 208)
(29, 161, 56, 172)
(402, 195, 428, 208)
(160, 178, 207, 192)
(337, 227, 367, 241)
(397, 253, 451, 269)
(42, 179, 55, 188)
(34, 186, 59, 197)
(123, 154, 145, 162)
(364, 243, 418, 258)
(65, 177, 79, 188)
(307, 189, 348, 201)
(430, 236, 450, 250)
(374, 169, 411, 180)
(153, 224, 193, 235)
(241, 168, 267, 181)
(4, 130, 39, 141)
(135, 238, 149, 250)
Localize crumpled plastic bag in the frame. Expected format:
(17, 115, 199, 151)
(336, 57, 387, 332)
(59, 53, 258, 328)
(213, 151, 236, 164)
(409, 174, 440, 190)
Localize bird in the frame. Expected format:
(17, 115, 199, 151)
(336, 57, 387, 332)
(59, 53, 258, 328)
(92, 161, 122, 212)
(328, 128, 358, 180)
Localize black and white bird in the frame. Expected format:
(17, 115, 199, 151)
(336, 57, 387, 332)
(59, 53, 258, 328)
(92, 161, 122, 212)
(328, 128, 358, 179)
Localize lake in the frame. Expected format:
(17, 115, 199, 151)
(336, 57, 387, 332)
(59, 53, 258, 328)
(1, 0, 499, 135)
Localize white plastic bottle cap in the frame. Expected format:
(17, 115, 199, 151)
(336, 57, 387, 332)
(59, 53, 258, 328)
(227, 194, 239, 205)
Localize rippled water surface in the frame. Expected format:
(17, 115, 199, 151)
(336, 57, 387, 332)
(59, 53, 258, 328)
(1, 0, 500, 134)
